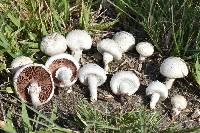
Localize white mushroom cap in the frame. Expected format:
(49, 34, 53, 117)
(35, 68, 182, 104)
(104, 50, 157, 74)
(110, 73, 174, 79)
(136, 42, 154, 61)
(78, 63, 107, 86)
(66, 29, 92, 51)
(45, 53, 80, 88)
(10, 56, 33, 73)
(160, 57, 188, 79)
(97, 38, 122, 60)
(113, 31, 135, 52)
(66, 29, 92, 60)
(110, 71, 140, 95)
(146, 80, 168, 109)
(171, 95, 187, 116)
(13, 63, 54, 106)
(78, 63, 107, 102)
(40, 32, 67, 56)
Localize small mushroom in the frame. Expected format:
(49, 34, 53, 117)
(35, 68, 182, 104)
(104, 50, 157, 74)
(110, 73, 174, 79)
(160, 57, 188, 89)
(136, 42, 154, 61)
(78, 63, 107, 102)
(66, 29, 92, 61)
(146, 80, 168, 109)
(10, 56, 33, 73)
(97, 39, 122, 72)
(40, 32, 68, 56)
(110, 71, 140, 95)
(171, 95, 187, 117)
(45, 53, 80, 88)
(13, 64, 54, 107)
(113, 31, 135, 52)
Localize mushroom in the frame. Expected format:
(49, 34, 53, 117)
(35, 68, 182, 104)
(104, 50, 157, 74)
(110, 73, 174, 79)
(171, 95, 187, 117)
(136, 42, 154, 61)
(45, 53, 80, 89)
(97, 39, 122, 72)
(160, 57, 188, 89)
(146, 80, 168, 109)
(13, 64, 54, 107)
(10, 56, 33, 73)
(112, 31, 135, 52)
(40, 32, 68, 56)
(110, 71, 140, 95)
(66, 29, 92, 61)
(78, 63, 107, 102)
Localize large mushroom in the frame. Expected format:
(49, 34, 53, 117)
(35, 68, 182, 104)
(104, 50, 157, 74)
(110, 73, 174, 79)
(97, 38, 122, 72)
(160, 57, 188, 89)
(110, 71, 140, 96)
(171, 95, 187, 117)
(112, 31, 135, 52)
(13, 64, 54, 107)
(146, 80, 168, 109)
(78, 63, 107, 102)
(10, 56, 33, 73)
(40, 32, 68, 56)
(66, 29, 92, 61)
(45, 53, 80, 88)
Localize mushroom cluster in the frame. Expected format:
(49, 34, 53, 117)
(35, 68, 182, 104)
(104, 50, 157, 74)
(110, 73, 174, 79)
(9, 29, 190, 119)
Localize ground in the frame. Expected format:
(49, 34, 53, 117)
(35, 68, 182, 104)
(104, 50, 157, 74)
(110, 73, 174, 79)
(1, 44, 200, 132)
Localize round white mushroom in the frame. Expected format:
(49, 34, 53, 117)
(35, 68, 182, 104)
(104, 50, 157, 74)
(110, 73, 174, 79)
(10, 56, 33, 73)
(160, 57, 188, 89)
(136, 42, 154, 61)
(45, 53, 80, 88)
(113, 31, 135, 52)
(97, 38, 122, 72)
(110, 71, 140, 95)
(171, 95, 187, 116)
(13, 64, 55, 107)
(146, 80, 168, 109)
(40, 32, 68, 56)
(78, 63, 107, 102)
(66, 29, 92, 61)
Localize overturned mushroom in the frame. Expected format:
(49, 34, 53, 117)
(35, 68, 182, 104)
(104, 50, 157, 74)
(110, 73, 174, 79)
(113, 31, 135, 52)
(40, 32, 68, 56)
(10, 56, 33, 73)
(13, 64, 54, 107)
(110, 71, 140, 96)
(160, 57, 188, 89)
(66, 29, 92, 61)
(97, 39, 122, 72)
(171, 95, 187, 117)
(45, 53, 79, 88)
(78, 63, 107, 102)
(146, 80, 168, 109)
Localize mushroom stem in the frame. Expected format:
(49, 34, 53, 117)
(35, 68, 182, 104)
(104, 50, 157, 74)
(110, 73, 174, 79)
(150, 93, 160, 109)
(119, 81, 133, 96)
(165, 78, 175, 89)
(172, 108, 181, 116)
(27, 81, 41, 107)
(103, 52, 113, 72)
(72, 49, 82, 61)
(56, 67, 72, 87)
(139, 55, 146, 61)
(88, 75, 98, 102)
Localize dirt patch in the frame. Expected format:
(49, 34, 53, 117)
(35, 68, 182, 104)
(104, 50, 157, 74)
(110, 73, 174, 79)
(1, 37, 200, 131)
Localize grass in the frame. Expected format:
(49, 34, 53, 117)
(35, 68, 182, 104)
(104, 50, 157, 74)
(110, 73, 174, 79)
(1, 0, 200, 132)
